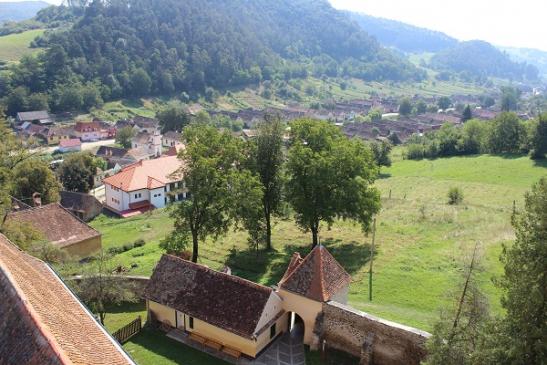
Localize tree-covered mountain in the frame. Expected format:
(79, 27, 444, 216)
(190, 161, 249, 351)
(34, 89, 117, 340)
(431, 40, 539, 81)
(346, 12, 458, 53)
(0, 1, 50, 24)
(500, 46, 547, 79)
(0, 0, 425, 114)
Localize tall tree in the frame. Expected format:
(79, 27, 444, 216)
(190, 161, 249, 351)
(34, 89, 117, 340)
(115, 126, 135, 148)
(74, 251, 138, 325)
(11, 158, 60, 204)
(398, 98, 412, 116)
(168, 125, 262, 262)
(496, 178, 547, 363)
(157, 101, 190, 132)
(248, 115, 285, 250)
(487, 112, 524, 154)
(425, 243, 490, 365)
(530, 113, 547, 159)
(58, 152, 98, 193)
(501, 86, 520, 112)
(438, 96, 452, 111)
(461, 105, 472, 122)
(286, 119, 381, 247)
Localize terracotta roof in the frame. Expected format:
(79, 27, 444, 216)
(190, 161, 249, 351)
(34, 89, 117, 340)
(165, 144, 184, 156)
(74, 121, 101, 132)
(144, 255, 273, 339)
(6, 203, 100, 249)
(103, 155, 183, 192)
(278, 245, 352, 302)
(59, 138, 81, 148)
(0, 234, 135, 365)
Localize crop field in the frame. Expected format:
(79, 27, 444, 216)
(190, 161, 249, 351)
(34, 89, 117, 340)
(0, 29, 44, 62)
(87, 153, 546, 334)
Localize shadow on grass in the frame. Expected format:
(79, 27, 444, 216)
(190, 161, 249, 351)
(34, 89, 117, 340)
(127, 328, 229, 365)
(225, 239, 372, 287)
(531, 157, 547, 168)
(378, 172, 392, 179)
(105, 301, 146, 315)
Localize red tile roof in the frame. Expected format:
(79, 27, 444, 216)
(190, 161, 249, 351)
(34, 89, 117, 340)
(6, 203, 101, 249)
(59, 138, 81, 148)
(74, 121, 101, 132)
(279, 245, 352, 302)
(144, 255, 273, 339)
(103, 155, 183, 192)
(0, 234, 135, 365)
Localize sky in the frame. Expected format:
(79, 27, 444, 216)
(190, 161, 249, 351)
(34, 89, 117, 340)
(329, 0, 547, 51)
(2, 0, 546, 51)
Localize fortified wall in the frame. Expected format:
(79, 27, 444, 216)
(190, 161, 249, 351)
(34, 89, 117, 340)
(316, 301, 431, 365)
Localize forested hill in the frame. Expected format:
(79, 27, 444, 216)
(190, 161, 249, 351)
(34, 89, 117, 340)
(1, 0, 423, 112)
(347, 12, 458, 53)
(431, 40, 539, 81)
(0, 1, 50, 23)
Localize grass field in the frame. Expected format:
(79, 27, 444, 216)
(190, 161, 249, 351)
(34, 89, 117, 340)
(0, 29, 44, 62)
(87, 153, 547, 334)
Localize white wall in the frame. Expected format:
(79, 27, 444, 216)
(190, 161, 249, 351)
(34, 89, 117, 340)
(129, 189, 149, 205)
(105, 184, 127, 211)
(150, 187, 166, 208)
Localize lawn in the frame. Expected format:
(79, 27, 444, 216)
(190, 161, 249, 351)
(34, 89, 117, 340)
(0, 29, 44, 62)
(88, 153, 546, 334)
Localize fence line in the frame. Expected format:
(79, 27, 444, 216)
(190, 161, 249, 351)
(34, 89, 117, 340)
(112, 316, 142, 344)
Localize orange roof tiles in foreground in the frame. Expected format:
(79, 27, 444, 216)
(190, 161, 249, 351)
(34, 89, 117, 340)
(0, 233, 135, 365)
(103, 155, 183, 192)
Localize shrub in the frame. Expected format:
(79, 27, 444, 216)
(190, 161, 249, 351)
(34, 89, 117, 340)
(133, 239, 146, 248)
(107, 246, 124, 255)
(448, 187, 464, 205)
(122, 243, 133, 252)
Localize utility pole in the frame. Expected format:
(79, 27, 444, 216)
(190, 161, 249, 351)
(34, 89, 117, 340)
(369, 218, 376, 302)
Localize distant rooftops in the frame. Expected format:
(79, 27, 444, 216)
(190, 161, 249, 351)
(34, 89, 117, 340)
(0, 233, 135, 365)
(16, 110, 51, 124)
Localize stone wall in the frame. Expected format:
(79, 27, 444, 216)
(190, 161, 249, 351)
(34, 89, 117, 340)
(317, 301, 431, 365)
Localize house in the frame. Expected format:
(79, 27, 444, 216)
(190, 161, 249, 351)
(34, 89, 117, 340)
(102, 155, 185, 216)
(144, 244, 352, 358)
(144, 255, 289, 358)
(74, 121, 102, 141)
(58, 138, 82, 153)
(60, 191, 103, 222)
(162, 131, 182, 147)
(5, 203, 102, 257)
(16, 110, 52, 125)
(0, 233, 136, 365)
(95, 146, 137, 168)
(132, 116, 160, 133)
(131, 130, 162, 158)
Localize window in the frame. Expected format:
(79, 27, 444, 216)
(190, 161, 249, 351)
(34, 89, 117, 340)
(134, 193, 142, 199)
(189, 317, 194, 329)
(270, 323, 276, 339)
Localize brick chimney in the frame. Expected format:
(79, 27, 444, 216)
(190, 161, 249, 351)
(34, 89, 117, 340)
(32, 192, 42, 207)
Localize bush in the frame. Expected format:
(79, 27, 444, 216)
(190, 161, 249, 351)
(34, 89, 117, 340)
(133, 239, 146, 248)
(122, 243, 133, 251)
(107, 246, 124, 255)
(448, 187, 464, 205)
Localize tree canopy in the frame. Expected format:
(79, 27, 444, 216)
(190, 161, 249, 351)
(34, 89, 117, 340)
(286, 118, 381, 247)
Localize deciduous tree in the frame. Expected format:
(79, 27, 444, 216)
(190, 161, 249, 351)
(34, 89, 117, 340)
(11, 158, 60, 204)
(286, 119, 380, 247)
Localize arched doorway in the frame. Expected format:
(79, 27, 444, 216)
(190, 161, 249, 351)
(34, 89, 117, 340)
(288, 312, 305, 341)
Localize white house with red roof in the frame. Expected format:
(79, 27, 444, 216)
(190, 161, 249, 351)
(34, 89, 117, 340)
(102, 155, 186, 216)
(58, 138, 82, 153)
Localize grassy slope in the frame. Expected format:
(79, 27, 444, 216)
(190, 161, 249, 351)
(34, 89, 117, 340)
(89, 153, 546, 333)
(0, 29, 44, 62)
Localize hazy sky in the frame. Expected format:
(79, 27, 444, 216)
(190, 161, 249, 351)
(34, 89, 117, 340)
(2, 0, 546, 51)
(330, 0, 547, 51)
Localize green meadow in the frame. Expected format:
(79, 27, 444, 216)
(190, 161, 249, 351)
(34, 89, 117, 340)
(0, 29, 44, 62)
(91, 153, 546, 333)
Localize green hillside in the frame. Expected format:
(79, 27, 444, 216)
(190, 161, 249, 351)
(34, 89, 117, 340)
(0, 29, 43, 62)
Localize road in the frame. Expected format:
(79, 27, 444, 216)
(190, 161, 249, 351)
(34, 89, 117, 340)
(31, 139, 116, 154)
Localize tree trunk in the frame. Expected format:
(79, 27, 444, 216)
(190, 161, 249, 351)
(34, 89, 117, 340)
(99, 311, 105, 325)
(311, 227, 319, 248)
(191, 231, 199, 263)
(265, 213, 272, 250)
